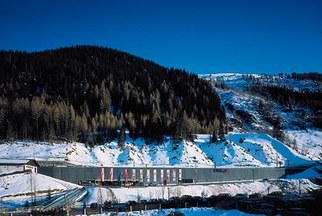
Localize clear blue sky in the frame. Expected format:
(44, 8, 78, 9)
(1, 0, 322, 74)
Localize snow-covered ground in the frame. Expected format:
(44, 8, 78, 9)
(286, 164, 322, 179)
(0, 133, 313, 168)
(201, 73, 322, 161)
(0, 173, 319, 209)
(0, 172, 80, 208)
(79, 179, 318, 204)
(0, 166, 320, 209)
(86, 208, 263, 216)
(286, 129, 322, 160)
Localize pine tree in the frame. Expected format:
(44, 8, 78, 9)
(218, 122, 226, 141)
(118, 128, 126, 150)
(211, 130, 218, 143)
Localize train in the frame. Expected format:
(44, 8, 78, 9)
(38, 165, 285, 186)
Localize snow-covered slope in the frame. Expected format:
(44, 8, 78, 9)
(0, 173, 80, 198)
(200, 73, 322, 161)
(0, 172, 80, 208)
(0, 133, 312, 168)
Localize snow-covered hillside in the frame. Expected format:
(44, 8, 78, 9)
(0, 133, 313, 167)
(0, 172, 80, 208)
(200, 73, 322, 160)
(0, 173, 79, 197)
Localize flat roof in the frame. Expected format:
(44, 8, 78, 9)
(0, 159, 38, 166)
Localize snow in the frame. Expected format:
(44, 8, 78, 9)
(0, 171, 319, 209)
(201, 73, 322, 161)
(231, 134, 310, 166)
(0, 132, 313, 168)
(87, 208, 262, 216)
(205, 73, 322, 93)
(287, 164, 322, 179)
(0, 172, 80, 208)
(0, 173, 80, 197)
(0, 159, 30, 164)
(194, 133, 311, 167)
(79, 179, 318, 204)
(286, 129, 322, 160)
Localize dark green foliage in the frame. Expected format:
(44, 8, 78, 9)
(218, 122, 226, 141)
(272, 121, 284, 142)
(0, 46, 226, 143)
(118, 128, 126, 149)
(247, 73, 322, 117)
(290, 72, 322, 82)
(211, 130, 217, 143)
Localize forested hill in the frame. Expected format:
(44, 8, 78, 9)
(0, 46, 226, 144)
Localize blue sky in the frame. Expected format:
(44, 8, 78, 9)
(1, 0, 321, 74)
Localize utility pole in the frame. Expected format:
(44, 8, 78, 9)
(194, 163, 197, 184)
(0, 196, 3, 216)
(30, 173, 34, 207)
(33, 173, 37, 206)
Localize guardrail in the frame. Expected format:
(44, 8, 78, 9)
(41, 187, 87, 211)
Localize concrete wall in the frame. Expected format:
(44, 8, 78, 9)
(38, 166, 285, 185)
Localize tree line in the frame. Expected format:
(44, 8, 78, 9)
(246, 74, 322, 129)
(0, 46, 226, 145)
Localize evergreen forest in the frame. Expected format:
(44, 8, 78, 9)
(0, 46, 226, 145)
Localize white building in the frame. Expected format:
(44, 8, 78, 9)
(0, 159, 39, 175)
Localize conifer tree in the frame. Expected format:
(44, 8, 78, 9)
(118, 128, 126, 150)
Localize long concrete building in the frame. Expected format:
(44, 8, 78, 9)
(38, 166, 285, 186)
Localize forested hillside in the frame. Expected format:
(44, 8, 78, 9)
(0, 46, 226, 144)
(201, 73, 322, 159)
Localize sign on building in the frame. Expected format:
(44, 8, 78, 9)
(109, 168, 113, 182)
(132, 169, 136, 181)
(153, 169, 157, 182)
(147, 169, 150, 182)
(160, 169, 164, 182)
(140, 169, 143, 181)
